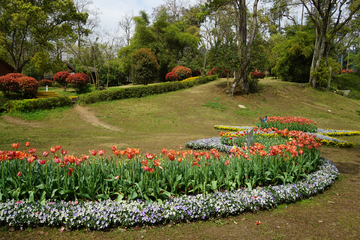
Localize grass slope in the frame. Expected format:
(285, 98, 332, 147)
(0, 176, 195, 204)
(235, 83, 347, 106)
(0, 78, 360, 239)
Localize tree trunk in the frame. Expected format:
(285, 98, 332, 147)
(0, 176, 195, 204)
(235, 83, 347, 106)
(230, 0, 258, 96)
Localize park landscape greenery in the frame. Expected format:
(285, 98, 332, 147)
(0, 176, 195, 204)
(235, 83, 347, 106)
(1, 0, 360, 239)
(0, 77, 359, 239)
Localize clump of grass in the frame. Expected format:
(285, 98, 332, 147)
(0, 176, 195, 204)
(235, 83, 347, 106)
(8, 106, 72, 121)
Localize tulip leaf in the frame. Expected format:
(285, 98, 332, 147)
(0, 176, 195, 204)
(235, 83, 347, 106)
(211, 181, 217, 191)
(77, 193, 92, 200)
(36, 183, 46, 190)
(116, 193, 124, 203)
(130, 190, 138, 200)
(40, 191, 46, 205)
(50, 189, 58, 198)
(96, 194, 108, 200)
(29, 191, 34, 203)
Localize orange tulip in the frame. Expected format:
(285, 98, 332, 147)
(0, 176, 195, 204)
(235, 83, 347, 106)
(11, 143, 20, 149)
(111, 145, 117, 151)
(90, 150, 97, 156)
(25, 142, 30, 147)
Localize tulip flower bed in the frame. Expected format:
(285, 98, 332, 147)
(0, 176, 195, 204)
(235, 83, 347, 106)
(1, 137, 321, 204)
(0, 158, 338, 230)
(256, 116, 318, 133)
(0, 126, 339, 230)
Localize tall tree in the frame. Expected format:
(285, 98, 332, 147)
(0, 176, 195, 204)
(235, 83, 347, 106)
(300, 0, 360, 87)
(205, 0, 259, 95)
(0, 0, 87, 73)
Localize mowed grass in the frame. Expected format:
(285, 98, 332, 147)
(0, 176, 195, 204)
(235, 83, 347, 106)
(0, 78, 360, 239)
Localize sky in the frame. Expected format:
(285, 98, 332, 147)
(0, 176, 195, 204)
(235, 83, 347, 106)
(91, 0, 199, 31)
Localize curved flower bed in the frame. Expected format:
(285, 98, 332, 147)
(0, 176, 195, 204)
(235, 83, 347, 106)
(213, 125, 356, 148)
(0, 158, 338, 230)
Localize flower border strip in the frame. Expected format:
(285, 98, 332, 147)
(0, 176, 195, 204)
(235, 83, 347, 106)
(0, 158, 338, 230)
(214, 125, 356, 148)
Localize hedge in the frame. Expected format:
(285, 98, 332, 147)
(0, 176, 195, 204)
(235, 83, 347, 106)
(79, 75, 218, 104)
(3, 96, 73, 113)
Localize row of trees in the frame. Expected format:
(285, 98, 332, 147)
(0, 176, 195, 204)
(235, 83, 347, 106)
(1, 0, 360, 95)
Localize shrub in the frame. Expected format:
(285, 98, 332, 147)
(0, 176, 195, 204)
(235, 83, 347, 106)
(251, 71, 265, 79)
(3, 96, 72, 112)
(311, 60, 330, 88)
(348, 69, 354, 73)
(192, 70, 201, 77)
(172, 66, 192, 80)
(39, 79, 53, 86)
(66, 73, 89, 91)
(131, 48, 159, 85)
(165, 72, 178, 81)
(207, 68, 232, 78)
(79, 75, 217, 104)
(53, 71, 70, 88)
(340, 69, 347, 74)
(0, 73, 24, 95)
(17, 76, 39, 98)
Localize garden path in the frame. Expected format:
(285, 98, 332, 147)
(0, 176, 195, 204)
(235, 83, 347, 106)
(1, 115, 42, 127)
(73, 105, 123, 132)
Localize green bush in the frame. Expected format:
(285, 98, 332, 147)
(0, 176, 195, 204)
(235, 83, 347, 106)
(332, 72, 360, 91)
(131, 48, 159, 85)
(3, 96, 72, 113)
(79, 75, 217, 104)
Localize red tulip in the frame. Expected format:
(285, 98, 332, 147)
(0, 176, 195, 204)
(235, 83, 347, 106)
(26, 156, 36, 163)
(17, 171, 22, 177)
(145, 153, 155, 160)
(90, 150, 97, 156)
(55, 145, 62, 151)
(50, 147, 56, 153)
(43, 151, 49, 157)
(82, 154, 89, 160)
(111, 145, 117, 151)
(99, 149, 105, 156)
(225, 160, 230, 166)
(61, 150, 67, 155)
(53, 156, 61, 164)
(25, 142, 30, 147)
(38, 160, 46, 165)
(29, 148, 36, 154)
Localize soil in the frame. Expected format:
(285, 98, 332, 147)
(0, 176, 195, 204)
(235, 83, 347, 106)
(73, 105, 123, 132)
(1, 115, 42, 128)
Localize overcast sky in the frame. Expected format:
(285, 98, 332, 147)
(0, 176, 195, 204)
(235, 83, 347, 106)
(91, 0, 199, 31)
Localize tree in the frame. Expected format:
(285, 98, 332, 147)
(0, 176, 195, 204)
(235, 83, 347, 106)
(205, 0, 260, 95)
(131, 48, 160, 85)
(0, 0, 87, 73)
(300, 0, 360, 87)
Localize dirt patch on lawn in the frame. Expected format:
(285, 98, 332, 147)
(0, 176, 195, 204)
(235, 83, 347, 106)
(73, 105, 123, 132)
(1, 115, 42, 128)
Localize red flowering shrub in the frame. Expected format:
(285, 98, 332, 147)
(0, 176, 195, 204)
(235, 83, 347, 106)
(165, 72, 178, 81)
(251, 71, 265, 79)
(53, 71, 70, 88)
(39, 79, 53, 86)
(18, 76, 39, 98)
(172, 66, 192, 80)
(192, 70, 201, 77)
(66, 73, 89, 91)
(207, 68, 232, 77)
(348, 69, 354, 73)
(0, 73, 23, 95)
(340, 69, 347, 74)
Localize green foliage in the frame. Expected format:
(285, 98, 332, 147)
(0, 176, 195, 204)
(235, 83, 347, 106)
(79, 75, 217, 104)
(119, 9, 200, 82)
(99, 60, 127, 87)
(0, 0, 87, 73)
(3, 96, 72, 113)
(332, 72, 360, 91)
(311, 60, 330, 88)
(272, 28, 314, 83)
(131, 48, 160, 85)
